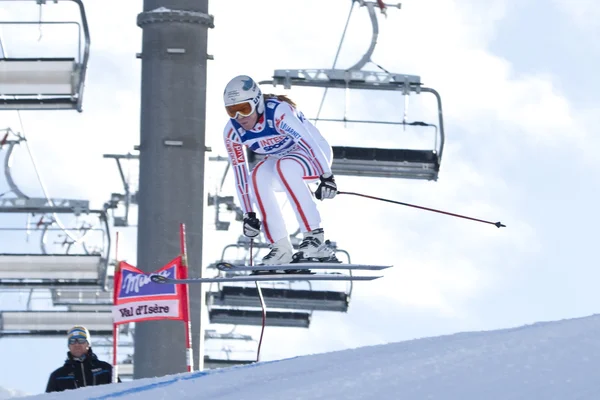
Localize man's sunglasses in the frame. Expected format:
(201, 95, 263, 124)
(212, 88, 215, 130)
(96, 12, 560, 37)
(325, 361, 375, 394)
(68, 337, 88, 345)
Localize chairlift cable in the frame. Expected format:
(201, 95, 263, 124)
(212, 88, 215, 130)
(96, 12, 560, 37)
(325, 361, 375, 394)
(37, 2, 44, 42)
(17, 111, 90, 245)
(219, 162, 230, 192)
(314, 1, 356, 126)
(371, 60, 390, 74)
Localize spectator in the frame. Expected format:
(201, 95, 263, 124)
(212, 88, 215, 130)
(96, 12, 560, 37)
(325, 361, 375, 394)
(46, 325, 119, 392)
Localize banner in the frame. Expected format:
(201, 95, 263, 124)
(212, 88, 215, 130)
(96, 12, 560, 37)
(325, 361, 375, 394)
(111, 224, 194, 374)
(112, 256, 186, 325)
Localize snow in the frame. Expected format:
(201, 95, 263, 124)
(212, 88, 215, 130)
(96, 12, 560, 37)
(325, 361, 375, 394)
(0, 388, 27, 400)
(148, 7, 170, 13)
(10, 313, 600, 399)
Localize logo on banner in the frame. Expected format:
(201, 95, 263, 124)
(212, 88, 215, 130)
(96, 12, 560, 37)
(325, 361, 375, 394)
(112, 257, 187, 325)
(118, 264, 177, 300)
(113, 299, 181, 324)
(118, 303, 171, 318)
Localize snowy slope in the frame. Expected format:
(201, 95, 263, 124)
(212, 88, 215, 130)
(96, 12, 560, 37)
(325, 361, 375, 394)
(0, 388, 27, 400)
(17, 314, 600, 400)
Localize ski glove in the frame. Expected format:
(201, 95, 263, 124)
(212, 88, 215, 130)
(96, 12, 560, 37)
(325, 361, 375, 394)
(315, 173, 337, 200)
(242, 212, 261, 238)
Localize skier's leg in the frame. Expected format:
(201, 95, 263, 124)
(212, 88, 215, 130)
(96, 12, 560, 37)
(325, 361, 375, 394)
(250, 158, 293, 265)
(275, 156, 337, 263)
(275, 157, 322, 233)
(296, 122, 338, 262)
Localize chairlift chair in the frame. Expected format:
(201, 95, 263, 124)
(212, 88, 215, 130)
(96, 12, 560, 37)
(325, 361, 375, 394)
(258, 0, 445, 181)
(208, 307, 311, 329)
(204, 329, 254, 342)
(204, 356, 254, 370)
(0, 0, 90, 111)
(0, 310, 115, 336)
(205, 156, 245, 231)
(0, 254, 107, 288)
(51, 286, 112, 306)
(0, 129, 112, 290)
(206, 239, 355, 313)
(209, 285, 350, 313)
(102, 152, 140, 227)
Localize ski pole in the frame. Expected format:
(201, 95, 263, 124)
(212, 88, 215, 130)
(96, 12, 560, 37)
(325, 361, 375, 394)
(251, 239, 267, 363)
(337, 191, 506, 228)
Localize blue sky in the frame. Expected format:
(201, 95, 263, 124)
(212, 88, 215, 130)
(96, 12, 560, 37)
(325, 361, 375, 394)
(0, 0, 598, 395)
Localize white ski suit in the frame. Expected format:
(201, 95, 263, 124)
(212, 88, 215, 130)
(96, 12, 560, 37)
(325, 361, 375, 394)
(223, 98, 333, 244)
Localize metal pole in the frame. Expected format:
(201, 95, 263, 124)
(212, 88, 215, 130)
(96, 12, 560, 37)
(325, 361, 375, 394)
(134, 0, 214, 378)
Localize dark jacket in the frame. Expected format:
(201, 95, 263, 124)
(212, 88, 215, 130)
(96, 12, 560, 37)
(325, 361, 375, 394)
(46, 348, 119, 393)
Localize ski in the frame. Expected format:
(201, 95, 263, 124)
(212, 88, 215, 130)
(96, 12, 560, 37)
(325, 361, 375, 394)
(215, 261, 393, 272)
(150, 273, 381, 284)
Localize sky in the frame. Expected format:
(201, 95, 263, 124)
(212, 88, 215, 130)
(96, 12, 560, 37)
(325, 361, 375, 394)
(4, 312, 600, 399)
(0, 0, 599, 395)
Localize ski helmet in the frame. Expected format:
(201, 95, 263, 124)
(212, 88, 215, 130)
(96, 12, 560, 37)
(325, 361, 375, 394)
(223, 75, 265, 119)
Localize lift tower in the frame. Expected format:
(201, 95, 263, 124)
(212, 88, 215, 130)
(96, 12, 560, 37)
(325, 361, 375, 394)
(135, 1, 214, 378)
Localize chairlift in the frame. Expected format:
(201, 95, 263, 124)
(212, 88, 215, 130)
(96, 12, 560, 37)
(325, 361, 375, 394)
(102, 152, 139, 227)
(0, 254, 108, 288)
(0, 0, 90, 111)
(0, 310, 115, 336)
(205, 241, 314, 328)
(206, 156, 244, 231)
(0, 129, 112, 289)
(206, 236, 354, 313)
(258, 0, 445, 181)
(204, 356, 254, 370)
(204, 329, 254, 342)
(209, 286, 349, 313)
(204, 329, 258, 367)
(208, 308, 311, 329)
(1, 129, 92, 214)
(68, 304, 113, 312)
(207, 194, 239, 231)
(51, 287, 112, 306)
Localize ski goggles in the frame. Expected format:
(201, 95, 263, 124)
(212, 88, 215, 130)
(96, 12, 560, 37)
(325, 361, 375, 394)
(225, 101, 255, 119)
(68, 337, 88, 345)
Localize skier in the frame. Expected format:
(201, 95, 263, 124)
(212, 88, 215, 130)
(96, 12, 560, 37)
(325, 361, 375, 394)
(222, 75, 338, 267)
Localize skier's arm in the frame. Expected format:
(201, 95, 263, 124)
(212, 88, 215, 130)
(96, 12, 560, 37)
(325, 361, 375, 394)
(223, 124, 253, 214)
(274, 102, 332, 176)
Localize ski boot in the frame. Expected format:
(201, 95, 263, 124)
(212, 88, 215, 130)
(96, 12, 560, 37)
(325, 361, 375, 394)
(252, 237, 294, 275)
(288, 228, 339, 274)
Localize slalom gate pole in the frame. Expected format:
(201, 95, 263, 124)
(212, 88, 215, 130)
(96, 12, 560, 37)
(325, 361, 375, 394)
(112, 232, 120, 383)
(179, 223, 194, 372)
(337, 191, 506, 228)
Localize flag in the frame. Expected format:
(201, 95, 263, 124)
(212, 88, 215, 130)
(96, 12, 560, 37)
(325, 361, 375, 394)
(112, 256, 187, 325)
